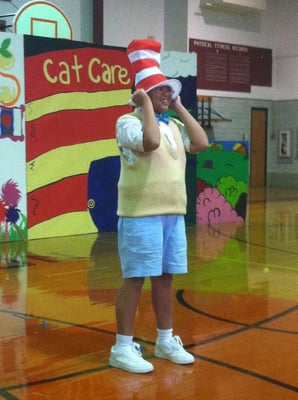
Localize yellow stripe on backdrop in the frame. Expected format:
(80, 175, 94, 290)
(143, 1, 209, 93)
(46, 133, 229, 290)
(28, 211, 98, 240)
(25, 89, 132, 121)
(27, 139, 119, 192)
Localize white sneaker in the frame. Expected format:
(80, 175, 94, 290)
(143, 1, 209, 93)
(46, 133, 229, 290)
(110, 342, 154, 374)
(154, 336, 195, 364)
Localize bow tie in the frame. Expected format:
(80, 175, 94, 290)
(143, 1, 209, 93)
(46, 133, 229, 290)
(155, 113, 170, 125)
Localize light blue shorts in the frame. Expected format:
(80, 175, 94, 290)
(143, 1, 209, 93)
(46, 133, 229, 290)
(117, 215, 187, 278)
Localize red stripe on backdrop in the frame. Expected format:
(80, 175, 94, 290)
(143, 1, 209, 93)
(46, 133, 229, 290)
(25, 47, 133, 102)
(28, 175, 87, 227)
(26, 106, 131, 161)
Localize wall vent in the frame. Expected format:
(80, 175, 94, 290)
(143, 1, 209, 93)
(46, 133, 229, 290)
(200, 0, 266, 13)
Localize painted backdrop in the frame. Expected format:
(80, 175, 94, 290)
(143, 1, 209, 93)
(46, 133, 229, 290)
(1, 33, 248, 242)
(24, 36, 132, 239)
(196, 141, 249, 225)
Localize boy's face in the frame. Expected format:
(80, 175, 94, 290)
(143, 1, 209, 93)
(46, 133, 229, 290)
(148, 85, 173, 114)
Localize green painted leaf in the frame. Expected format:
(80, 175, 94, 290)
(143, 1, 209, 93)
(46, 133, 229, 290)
(0, 38, 12, 58)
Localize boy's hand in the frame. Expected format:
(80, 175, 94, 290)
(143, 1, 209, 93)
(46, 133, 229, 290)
(169, 95, 182, 112)
(131, 89, 151, 108)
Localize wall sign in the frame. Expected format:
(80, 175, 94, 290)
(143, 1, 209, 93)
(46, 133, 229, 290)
(278, 130, 291, 158)
(189, 38, 272, 92)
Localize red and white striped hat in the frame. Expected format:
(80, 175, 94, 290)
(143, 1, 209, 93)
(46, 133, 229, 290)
(127, 39, 181, 99)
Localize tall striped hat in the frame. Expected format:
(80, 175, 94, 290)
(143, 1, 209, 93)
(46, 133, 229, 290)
(127, 39, 181, 99)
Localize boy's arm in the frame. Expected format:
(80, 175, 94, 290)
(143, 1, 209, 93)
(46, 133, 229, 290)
(169, 96, 208, 153)
(131, 89, 160, 152)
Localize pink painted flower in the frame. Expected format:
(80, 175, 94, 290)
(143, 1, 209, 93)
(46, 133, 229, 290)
(196, 187, 243, 225)
(1, 179, 21, 207)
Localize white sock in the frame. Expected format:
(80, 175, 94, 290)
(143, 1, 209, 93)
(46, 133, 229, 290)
(115, 333, 133, 347)
(157, 328, 173, 342)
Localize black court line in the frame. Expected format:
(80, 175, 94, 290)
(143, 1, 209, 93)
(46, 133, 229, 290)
(176, 289, 298, 335)
(0, 393, 19, 400)
(1, 353, 297, 397)
(1, 337, 297, 397)
(1, 293, 297, 397)
(176, 289, 298, 393)
(0, 364, 109, 398)
(199, 223, 298, 256)
(0, 308, 116, 336)
(233, 236, 298, 256)
(196, 354, 298, 393)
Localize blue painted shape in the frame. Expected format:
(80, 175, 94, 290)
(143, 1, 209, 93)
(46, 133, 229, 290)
(88, 156, 120, 232)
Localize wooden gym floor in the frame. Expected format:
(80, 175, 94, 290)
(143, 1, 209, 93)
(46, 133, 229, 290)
(0, 188, 297, 399)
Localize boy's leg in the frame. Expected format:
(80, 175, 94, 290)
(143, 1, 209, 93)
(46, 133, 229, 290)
(115, 277, 144, 335)
(150, 273, 173, 329)
(151, 274, 195, 365)
(110, 277, 154, 373)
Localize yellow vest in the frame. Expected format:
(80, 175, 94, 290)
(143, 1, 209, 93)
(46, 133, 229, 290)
(117, 116, 187, 217)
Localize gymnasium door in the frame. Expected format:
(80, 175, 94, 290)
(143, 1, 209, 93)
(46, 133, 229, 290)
(250, 108, 267, 187)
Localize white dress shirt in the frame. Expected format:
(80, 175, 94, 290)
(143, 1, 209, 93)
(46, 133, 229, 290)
(116, 114, 191, 165)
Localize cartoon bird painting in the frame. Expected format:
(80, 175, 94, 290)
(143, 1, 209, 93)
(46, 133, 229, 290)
(0, 179, 24, 241)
